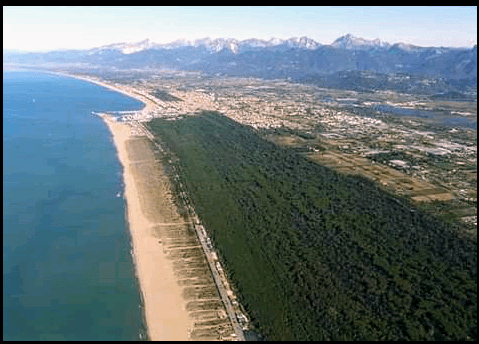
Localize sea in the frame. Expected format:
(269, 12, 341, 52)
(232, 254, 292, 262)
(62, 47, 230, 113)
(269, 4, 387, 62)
(3, 70, 147, 340)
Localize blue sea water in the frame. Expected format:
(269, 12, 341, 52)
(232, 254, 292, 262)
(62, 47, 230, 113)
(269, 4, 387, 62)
(3, 70, 147, 340)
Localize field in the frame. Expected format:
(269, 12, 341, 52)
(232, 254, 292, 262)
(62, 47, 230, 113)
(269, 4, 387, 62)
(147, 111, 476, 340)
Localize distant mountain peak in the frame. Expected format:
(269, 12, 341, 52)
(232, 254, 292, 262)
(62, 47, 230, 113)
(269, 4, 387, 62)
(390, 42, 425, 52)
(93, 38, 152, 54)
(284, 36, 321, 49)
(332, 34, 389, 50)
(267, 37, 284, 45)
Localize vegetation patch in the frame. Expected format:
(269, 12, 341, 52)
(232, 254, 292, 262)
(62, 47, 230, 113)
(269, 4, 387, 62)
(151, 89, 183, 102)
(147, 111, 476, 341)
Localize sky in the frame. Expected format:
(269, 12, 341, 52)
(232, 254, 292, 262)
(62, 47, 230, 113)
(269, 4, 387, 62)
(3, 6, 477, 52)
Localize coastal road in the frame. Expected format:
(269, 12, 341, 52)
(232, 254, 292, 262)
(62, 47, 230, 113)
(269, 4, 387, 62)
(194, 223, 246, 341)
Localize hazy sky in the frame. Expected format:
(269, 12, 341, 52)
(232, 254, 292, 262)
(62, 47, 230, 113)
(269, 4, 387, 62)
(3, 6, 477, 52)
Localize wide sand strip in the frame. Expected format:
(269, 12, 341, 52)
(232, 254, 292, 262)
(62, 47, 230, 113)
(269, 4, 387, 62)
(102, 115, 191, 341)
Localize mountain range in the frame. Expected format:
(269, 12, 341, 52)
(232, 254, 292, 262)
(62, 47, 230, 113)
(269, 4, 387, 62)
(86, 36, 321, 54)
(4, 34, 477, 95)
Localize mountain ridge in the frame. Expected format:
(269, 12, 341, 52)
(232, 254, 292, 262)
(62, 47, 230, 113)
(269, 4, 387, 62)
(4, 34, 476, 95)
(80, 34, 476, 55)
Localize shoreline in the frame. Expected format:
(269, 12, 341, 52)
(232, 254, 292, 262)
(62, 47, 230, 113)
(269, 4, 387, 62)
(101, 114, 192, 341)
(7, 67, 239, 339)
(4, 66, 152, 115)
(44, 70, 150, 110)
(34, 67, 195, 340)
(75, 72, 241, 340)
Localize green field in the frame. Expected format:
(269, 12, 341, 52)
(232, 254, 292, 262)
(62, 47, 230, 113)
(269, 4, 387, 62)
(147, 112, 476, 340)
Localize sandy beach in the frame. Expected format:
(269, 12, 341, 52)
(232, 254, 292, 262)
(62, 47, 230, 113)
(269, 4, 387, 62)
(102, 115, 192, 340)
(5, 67, 237, 340)
(71, 69, 236, 340)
